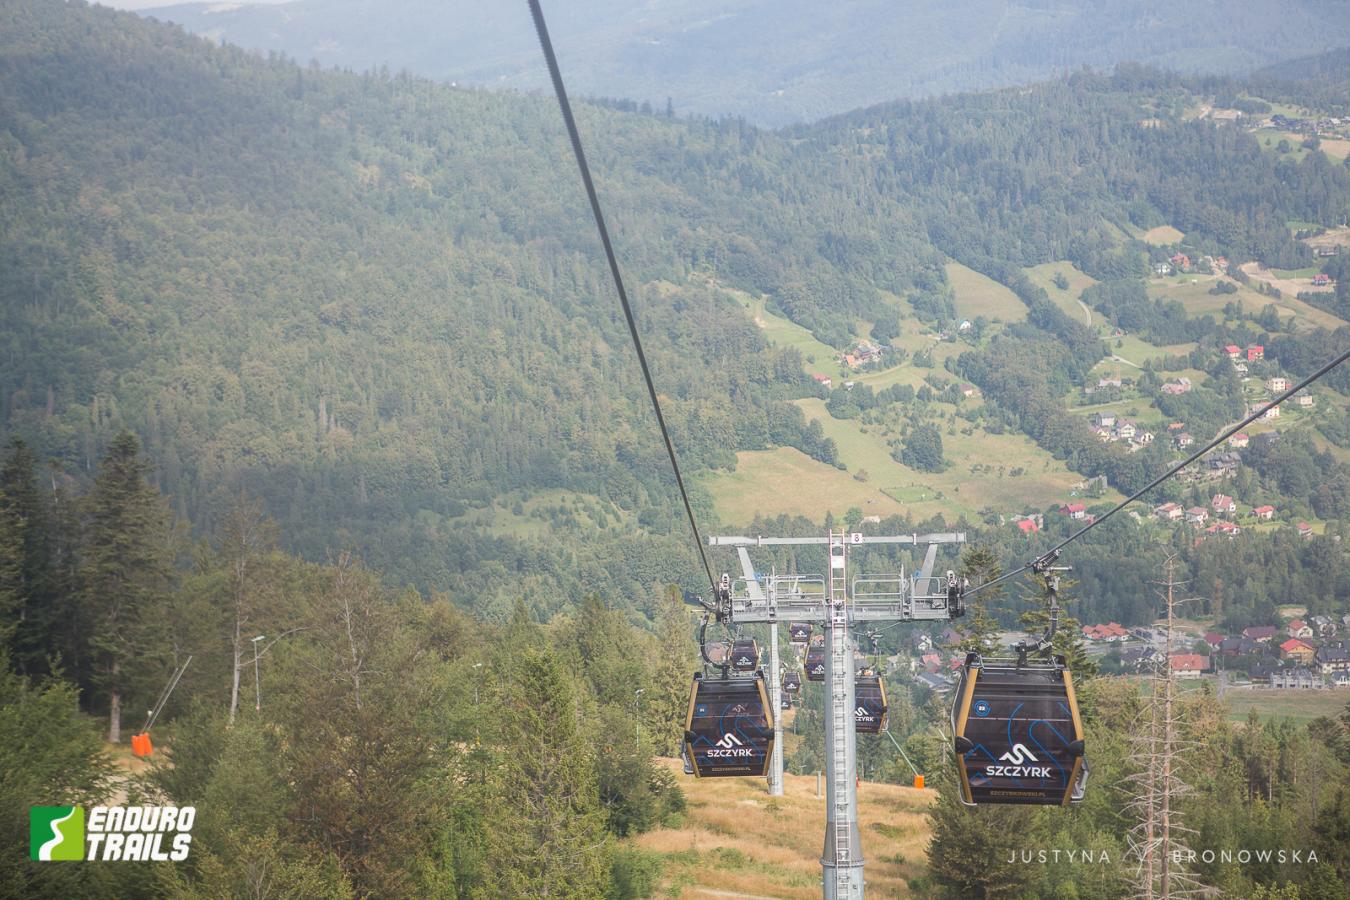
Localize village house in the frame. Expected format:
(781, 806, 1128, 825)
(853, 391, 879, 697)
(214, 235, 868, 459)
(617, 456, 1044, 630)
(1115, 420, 1137, 441)
(1228, 433, 1249, 448)
(1244, 625, 1279, 643)
(1223, 344, 1241, 360)
(961, 384, 976, 398)
(1015, 517, 1039, 534)
(1121, 646, 1163, 672)
(1247, 344, 1264, 362)
(1312, 274, 1332, 287)
(1287, 620, 1314, 639)
(911, 632, 934, 653)
(1169, 654, 1208, 679)
(1161, 377, 1192, 395)
(1248, 402, 1280, 420)
(1252, 505, 1275, 520)
(812, 373, 832, 388)
(1316, 643, 1350, 677)
(1309, 616, 1337, 639)
(1092, 411, 1117, 429)
(1295, 392, 1315, 408)
(1154, 502, 1184, 522)
(1135, 429, 1154, 444)
(1220, 636, 1258, 657)
(1060, 502, 1087, 520)
(1211, 494, 1236, 515)
(1175, 432, 1194, 448)
(1205, 521, 1241, 538)
(1267, 376, 1291, 393)
(1152, 261, 1172, 276)
(1270, 667, 1322, 690)
(1186, 506, 1209, 524)
(1170, 253, 1191, 271)
(1281, 638, 1317, 664)
(1297, 522, 1314, 538)
(1203, 631, 1225, 651)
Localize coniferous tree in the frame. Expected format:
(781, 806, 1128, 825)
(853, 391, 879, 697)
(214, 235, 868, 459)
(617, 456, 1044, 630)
(0, 439, 54, 675)
(484, 645, 610, 898)
(80, 430, 173, 742)
(650, 585, 698, 755)
(954, 545, 1004, 654)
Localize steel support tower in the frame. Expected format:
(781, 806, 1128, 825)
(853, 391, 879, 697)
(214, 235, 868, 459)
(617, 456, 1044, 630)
(710, 531, 966, 900)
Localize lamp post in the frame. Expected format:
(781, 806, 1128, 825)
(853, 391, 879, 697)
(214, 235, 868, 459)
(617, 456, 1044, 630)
(251, 634, 265, 711)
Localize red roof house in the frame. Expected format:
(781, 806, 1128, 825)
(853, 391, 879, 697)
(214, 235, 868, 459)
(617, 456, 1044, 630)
(1016, 518, 1039, 534)
(1169, 654, 1208, 677)
(1247, 344, 1264, 362)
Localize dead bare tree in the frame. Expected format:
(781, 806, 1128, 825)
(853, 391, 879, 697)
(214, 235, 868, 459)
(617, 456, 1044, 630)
(1123, 554, 1211, 899)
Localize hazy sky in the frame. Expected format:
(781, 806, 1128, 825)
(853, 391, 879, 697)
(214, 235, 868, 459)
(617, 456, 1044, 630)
(97, 0, 289, 9)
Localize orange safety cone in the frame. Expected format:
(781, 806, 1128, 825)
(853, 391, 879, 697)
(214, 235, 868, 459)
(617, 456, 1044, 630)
(913, 774, 924, 789)
(130, 733, 153, 757)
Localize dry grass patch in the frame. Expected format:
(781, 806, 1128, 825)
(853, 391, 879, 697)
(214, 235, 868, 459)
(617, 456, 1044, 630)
(1142, 225, 1185, 245)
(637, 759, 935, 898)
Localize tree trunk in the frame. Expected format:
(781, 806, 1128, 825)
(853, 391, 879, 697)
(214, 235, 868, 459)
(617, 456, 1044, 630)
(109, 660, 121, 743)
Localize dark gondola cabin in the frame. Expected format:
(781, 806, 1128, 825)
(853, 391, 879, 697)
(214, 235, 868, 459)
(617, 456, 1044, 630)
(788, 622, 812, 644)
(950, 655, 1087, 806)
(683, 672, 775, 777)
(854, 673, 887, 734)
(782, 671, 802, 695)
(805, 636, 826, 681)
(729, 637, 759, 672)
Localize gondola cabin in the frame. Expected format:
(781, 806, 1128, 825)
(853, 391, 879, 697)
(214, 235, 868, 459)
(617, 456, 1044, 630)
(950, 654, 1088, 806)
(729, 637, 760, 672)
(682, 672, 775, 778)
(854, 673, 887, 734)
(804, 636, 826, 681)
(782, 671, 802, 695)
(788, 622, 812, 644)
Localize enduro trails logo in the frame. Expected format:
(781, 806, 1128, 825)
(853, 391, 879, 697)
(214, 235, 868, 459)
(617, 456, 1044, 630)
(30, 806, 195, 861)
(30, 807, 84, 861)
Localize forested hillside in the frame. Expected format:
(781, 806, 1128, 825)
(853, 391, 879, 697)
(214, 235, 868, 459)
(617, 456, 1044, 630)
(139, 0, 1350, 126)
(1, 0, 1348, 628)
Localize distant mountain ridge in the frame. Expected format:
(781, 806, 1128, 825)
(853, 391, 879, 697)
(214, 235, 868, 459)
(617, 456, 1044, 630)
(141, 0, 1350, 126)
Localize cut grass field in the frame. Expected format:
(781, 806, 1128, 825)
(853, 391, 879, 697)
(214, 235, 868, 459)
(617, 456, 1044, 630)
(793, 398, 1114, 519)
(1221, 688, 1350, 726)
(1142, 225, 1185, 245)
(1025, 261, 1097, 325)
(729, 292, 842, 379)
(1147, 274, 1348, 332)
(636, 758, 934, 898)
(703, 446, 909, 524)
(944, 261, 1026, 322)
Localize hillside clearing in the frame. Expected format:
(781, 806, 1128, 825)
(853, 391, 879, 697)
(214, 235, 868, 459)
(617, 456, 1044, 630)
(944, 261, 1027, 321)
(1025, 261, 1097, 324)
(1142, 225, 1185, 245)
(637, 759, 934, 898)
(703, 446, 907, 524)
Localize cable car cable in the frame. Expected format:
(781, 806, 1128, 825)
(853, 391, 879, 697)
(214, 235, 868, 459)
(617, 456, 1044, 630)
(526, 0, 718, 595)
(967, 346, 1350, 598)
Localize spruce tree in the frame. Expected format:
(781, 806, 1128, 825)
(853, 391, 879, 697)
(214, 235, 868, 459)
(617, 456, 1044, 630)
(954, 545, 1005, 655)
(484, 645, 610, 898)
(81, 431, 172, 742)
(650, 585, 698, 756)
(0, 439, 55, 675)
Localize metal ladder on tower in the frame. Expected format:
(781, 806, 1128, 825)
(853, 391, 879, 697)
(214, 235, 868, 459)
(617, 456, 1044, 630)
(828, 532, 852, 895)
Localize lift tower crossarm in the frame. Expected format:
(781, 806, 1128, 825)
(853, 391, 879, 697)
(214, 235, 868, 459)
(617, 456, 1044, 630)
(710, 534, 965, 547)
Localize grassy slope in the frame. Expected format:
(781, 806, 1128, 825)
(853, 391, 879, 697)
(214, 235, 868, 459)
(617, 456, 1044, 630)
(1025, 261, 1098, 324)
(637, 759, 934, 898)
(1142, 225, 1186, 245)
(944, 261, 1027, 322)
(1146, 274, 1348, 331)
